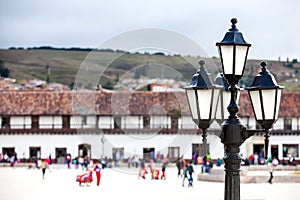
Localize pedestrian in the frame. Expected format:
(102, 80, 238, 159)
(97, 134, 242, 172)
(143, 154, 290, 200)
(45, 156, 51, 172)
(66, 154, 71, 169)
(138, 159, 147, 179)
(187, 161, 194, 187)
(128, 156, 132, 168)
(41, 159, 48, 179)
(84, 156, 90, 171)
(254, 152, 259, 165)
(176, 158, 182, 178)
(182, 165, 189, 187)
(268, 163, 274, 184)
(93, 164, 101, 186)
(161, 163, 166, 180)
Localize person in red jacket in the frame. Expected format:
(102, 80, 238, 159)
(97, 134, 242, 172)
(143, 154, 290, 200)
(94, 164, 101, 186)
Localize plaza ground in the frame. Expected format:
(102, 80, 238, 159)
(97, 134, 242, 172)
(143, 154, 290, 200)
(0, 165, 299, 200)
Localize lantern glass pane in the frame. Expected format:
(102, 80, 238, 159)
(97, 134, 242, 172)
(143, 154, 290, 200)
(262, 89, 276, 119)
(197, 89, 212, 119)
(236, 90, 241, 104)
(215, 93, 222, 120)
(235, 45, 248, 75)
(186, 89, 198, 120)
(216, 90, 231, 120)
(275, 89, 282, 119)
(220, 45, 233, 75)
(249, 90, 263, 120)
(211, 88, 221, 120)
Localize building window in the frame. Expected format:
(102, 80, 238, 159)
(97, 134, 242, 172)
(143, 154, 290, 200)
(283, 144, 299, 158)
(29, 147, 41, 160)
(284, 118, 292, 130)
(78, 144, 91, 158)
(168, 147, 180, 162)
(143, 147, 154, 162)
(55, 148, 67, 164)
(112, 148, 124, 163)
(2, 147, 15, 158)
(1, 116, 10, 129)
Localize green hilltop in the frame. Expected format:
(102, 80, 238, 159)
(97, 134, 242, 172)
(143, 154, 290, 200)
(0, 48, 299, 91)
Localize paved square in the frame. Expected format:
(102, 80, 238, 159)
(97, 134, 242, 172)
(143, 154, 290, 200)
(0, 165, 299, 200)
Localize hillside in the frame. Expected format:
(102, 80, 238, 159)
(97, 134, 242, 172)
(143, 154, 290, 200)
(0, 48, 299, 91)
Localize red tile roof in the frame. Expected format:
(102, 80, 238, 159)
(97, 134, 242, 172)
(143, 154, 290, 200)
(0, 91, 299, 118)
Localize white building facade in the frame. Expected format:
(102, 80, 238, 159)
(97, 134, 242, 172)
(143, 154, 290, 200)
(0, 91, 299, 164)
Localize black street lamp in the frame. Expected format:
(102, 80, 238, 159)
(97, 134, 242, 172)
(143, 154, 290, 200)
(185, 18, 283, 200)
(184, 60, 221, 155)
(216, 19, 252, 200)
(216, 18, 251, 86)
(246, 61, 284, 159)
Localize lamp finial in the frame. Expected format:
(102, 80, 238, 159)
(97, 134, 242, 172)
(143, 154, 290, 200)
(199, 59, 205, 67)
(230, 18, 238, 31)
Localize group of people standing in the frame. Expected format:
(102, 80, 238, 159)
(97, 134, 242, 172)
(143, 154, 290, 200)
(177, 158, 194, 187)
(138, 159, 167, 180)
(0, 152, 18, 167)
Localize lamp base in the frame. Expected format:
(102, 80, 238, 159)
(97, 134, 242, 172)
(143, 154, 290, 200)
(220, 117, 246, 200)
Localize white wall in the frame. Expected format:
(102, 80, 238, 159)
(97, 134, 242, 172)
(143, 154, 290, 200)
(98, 116, 113, 129)
(121, 116, 141, 129)
(150, 116, 170, 129)
(292, 118, 300, 130)
(0, 132, 227, 160)
(83, 116, 96, 128)
(0, 134, 82, 159)
(70, 116, 82, 129)
(179, 116, 197, 129)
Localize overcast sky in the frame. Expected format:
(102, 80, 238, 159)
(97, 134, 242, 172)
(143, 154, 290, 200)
(0, 0, 299, 61)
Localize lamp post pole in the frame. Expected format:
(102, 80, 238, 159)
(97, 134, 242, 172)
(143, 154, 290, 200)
(219, 83, 248, 200)
(101, 134, 106, 159)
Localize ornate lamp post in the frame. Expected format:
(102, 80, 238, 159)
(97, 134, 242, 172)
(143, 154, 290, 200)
(184, 60, 221, 155)
(215, 18, 252, 200)
(185, 18, 283, 200)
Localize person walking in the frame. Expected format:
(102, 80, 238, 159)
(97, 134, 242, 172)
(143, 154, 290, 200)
(268, 160, 274, 184)
(187, 161, 194, 187)
(182, 165, 189, 187)
(176, 158, 182, 178)
(161, 163, 166, 180)
(41, 159, 48, 179)
(93, 164, 101, 186)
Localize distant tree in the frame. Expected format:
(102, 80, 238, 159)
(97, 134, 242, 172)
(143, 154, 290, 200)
(154, 52, 165, 56)
(0, 60, 9, 77)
